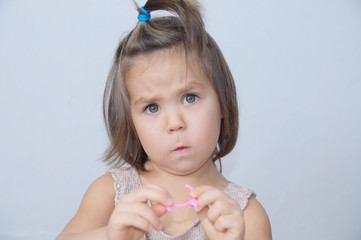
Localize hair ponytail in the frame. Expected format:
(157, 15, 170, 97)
(143, 0, 205, 53)
(124, 0, 206, 56)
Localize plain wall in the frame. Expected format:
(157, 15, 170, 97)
(0, 0, 360, 239)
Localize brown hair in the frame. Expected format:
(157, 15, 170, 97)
(102, 0, 238, 170)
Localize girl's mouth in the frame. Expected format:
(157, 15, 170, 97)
(173, 146, 189, 154)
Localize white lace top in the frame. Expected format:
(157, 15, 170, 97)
(109, 167, 255, 240)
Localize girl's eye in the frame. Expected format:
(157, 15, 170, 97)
(183, 94, 198, 104)
(145, 104, 160, 114)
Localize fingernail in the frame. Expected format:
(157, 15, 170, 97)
(166, 198, 173, 205)
(194, 205, 201, 212)
(157, 223, 163, 230)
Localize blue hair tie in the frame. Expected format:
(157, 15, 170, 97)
(137, 6, 151, 22)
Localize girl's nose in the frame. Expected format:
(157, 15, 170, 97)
(167, 110, 185, 133)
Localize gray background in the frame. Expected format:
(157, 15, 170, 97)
(1, 0, 360, 239)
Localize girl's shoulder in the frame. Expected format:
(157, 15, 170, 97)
(224, 182, 271, 238)
(108, 166, 142, 206)
(224, 182, 256, 210)
(79, 172, 116, 211)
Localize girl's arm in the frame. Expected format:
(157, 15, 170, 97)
(243, 197, 272, 240)
(57, 173, 172, 240)
(56, 173, 115, 240)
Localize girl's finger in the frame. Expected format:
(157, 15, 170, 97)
(151, 203, 168, 217)
(205, 200, 229, 223)
(189, 185, 213, 198)
(110, 211, 153, 233)
(191, 186, 231, 212)
(121, 184, 173, 206)
(115, 202, 164, 230)
(214, 214, 245, 237)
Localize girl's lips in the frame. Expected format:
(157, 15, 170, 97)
(172, 146, 190, 154)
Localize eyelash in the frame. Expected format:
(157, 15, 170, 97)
(143, 94, 199, 114)
(144, 104, 160, 114)
(182, 93, 199, 104)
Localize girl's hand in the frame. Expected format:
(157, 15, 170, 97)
(190, 186, 245, 240)
(107, 185, 173, 240)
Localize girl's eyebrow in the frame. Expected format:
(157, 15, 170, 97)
(132, 81, 205, 106)
(133, 96, 158, 106)
(182, 81, 205, 91)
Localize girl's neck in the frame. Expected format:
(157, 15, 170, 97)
(138, 160, 228, 202)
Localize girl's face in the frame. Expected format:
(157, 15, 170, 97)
(126, 48, 222, 176)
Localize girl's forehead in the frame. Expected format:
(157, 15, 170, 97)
(126, 47, 207, 83)
(130, 47, 184, 67)
(129, 46, 201, 69)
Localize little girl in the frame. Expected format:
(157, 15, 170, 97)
(57, 0, 272, 239)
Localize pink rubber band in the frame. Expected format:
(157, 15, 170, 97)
(166, 184, 198, 211)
